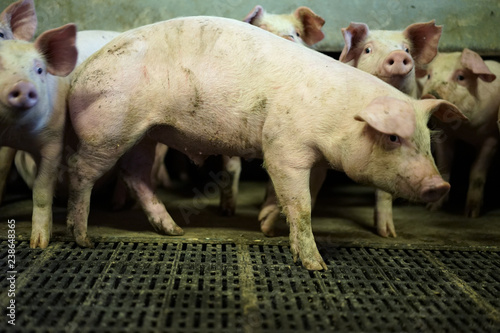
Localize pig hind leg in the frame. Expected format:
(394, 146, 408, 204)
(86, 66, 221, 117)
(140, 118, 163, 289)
(465, 137, 498, 218)
(67, 144, 124, 247)
(120, 138, 184, 236)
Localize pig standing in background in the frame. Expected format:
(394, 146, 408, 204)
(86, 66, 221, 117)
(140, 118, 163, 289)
(66, 16, 464, 270)
(338, 20, 443, 237)
(422, 49, 500, 217)
(0, 0, 37, 204)
(0, 21, 78, 248)
(243, 5, 325, 46)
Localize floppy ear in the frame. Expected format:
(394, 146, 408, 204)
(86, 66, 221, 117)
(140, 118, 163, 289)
(339, 22, 369, 63)
(403, 20, 442, 65)
(354, 96, 416, 138)
(293, 6, 325, 46)
(420, 95, 468, 123)
(34, 23, 78, 77)
(460, 48, 496, 82)
(0, 0, 37, 40)
(243, 5, 265, 25)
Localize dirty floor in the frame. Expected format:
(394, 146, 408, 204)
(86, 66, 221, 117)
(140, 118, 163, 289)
(1, 179, 500, 332)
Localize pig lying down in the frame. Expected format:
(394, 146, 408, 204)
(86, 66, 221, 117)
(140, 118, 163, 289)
(67, 16, 465, 270)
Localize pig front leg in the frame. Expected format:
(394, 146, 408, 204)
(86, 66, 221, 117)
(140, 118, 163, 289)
(374, 189, 396, 237)
(0, 147, 16, 204)
(265, 153, 327, 271)
(465, 136, 498, 218)
(219, 155, 241, 216)
(120, 138, 184, 236)
(30, 142, 62, 249)
(259, 166, 326, 237)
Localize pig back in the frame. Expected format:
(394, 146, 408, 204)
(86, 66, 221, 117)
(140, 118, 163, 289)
(69, 16, 405, 159)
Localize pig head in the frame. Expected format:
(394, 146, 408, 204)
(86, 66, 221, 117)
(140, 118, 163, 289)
(340, 20, 442, 98)
(244, 5, 325, 46)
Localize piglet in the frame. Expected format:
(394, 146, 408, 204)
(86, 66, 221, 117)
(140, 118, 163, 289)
(338, 20, 442, 237)
(0, 0, 37, 204)
(422, 48, 500, 217)
(66, 17, 464, 270)
(0, 22, 78, 248)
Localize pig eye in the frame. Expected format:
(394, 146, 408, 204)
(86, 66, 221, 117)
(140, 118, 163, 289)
(457, 74, 465, 81)
(296, 31, 300, 37)
(389, 135, 399, 143)
(36, 67, 43, 75)
(365, 47, 372, 54)
(427, 74, 431, 80)
(404, 47, 410, 53)
(0, 32, 4, 39)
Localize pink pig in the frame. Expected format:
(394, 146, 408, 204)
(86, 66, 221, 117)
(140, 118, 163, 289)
(66, 17, 464, 270)
(0, 0, 37, 204)
(422, 49, 500, 217)
(0, 23, 78, 248)
(243, 5, 325, 46)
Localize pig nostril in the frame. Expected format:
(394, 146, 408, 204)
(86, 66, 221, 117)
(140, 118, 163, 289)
(388, 60, 394, 66)
(28, 91, 37, 99)
(11, 91, 20, 98)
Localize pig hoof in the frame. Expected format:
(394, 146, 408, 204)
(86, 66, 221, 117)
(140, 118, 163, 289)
(219, 203, 236, 217)
(258, 205, 281, 237)
(76, 236, 94, 248)
(166, 225, 184, 236)
(30, 233, 50, 249)
(465, 206, 481, 218)
(426, 202, 442, 212)
(376, 222, 397, 238)
(302, 258, 328, 271)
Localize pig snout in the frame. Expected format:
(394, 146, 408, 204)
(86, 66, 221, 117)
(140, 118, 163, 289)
(7, 81, 38, 110)
(382, 50, 413, 77)
(420, 175, 450, 203)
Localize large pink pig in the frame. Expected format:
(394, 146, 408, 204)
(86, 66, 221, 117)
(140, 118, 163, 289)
(66, 17, 464, 270)
(422, 49, 500, 217)
(0, 0, 37, 204)
(0, 23, 78, 248)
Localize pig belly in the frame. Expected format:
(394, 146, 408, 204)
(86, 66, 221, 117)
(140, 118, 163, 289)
(148, 112, 265, 163)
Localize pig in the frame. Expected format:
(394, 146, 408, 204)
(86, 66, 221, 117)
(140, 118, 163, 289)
(243, 5, 325, 46)
(422, 49, 500, 217)
(339, 20, 443, 237)
(66, 16, 464, 270)
(0, 23, 78, 248)
(0, 0, 37, 204)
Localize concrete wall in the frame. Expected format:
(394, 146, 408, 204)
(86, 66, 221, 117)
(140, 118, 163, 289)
(2, 0, 499, 54)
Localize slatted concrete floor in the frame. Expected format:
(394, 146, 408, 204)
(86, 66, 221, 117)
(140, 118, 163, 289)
(1, 181, 500, 332)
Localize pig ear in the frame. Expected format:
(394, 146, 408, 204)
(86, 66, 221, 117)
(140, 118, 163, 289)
(0, 0, 37, 40)
(403, 20, 442, 65)
(34, 24, 78, 77)
(354, 96, 416, 138)
(460, 48, 496, 82)
(243, 5, 265, 25)
(339, 22, 369, 63)
(294, 6, 325, 46)
(420, 95, 469, 122)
